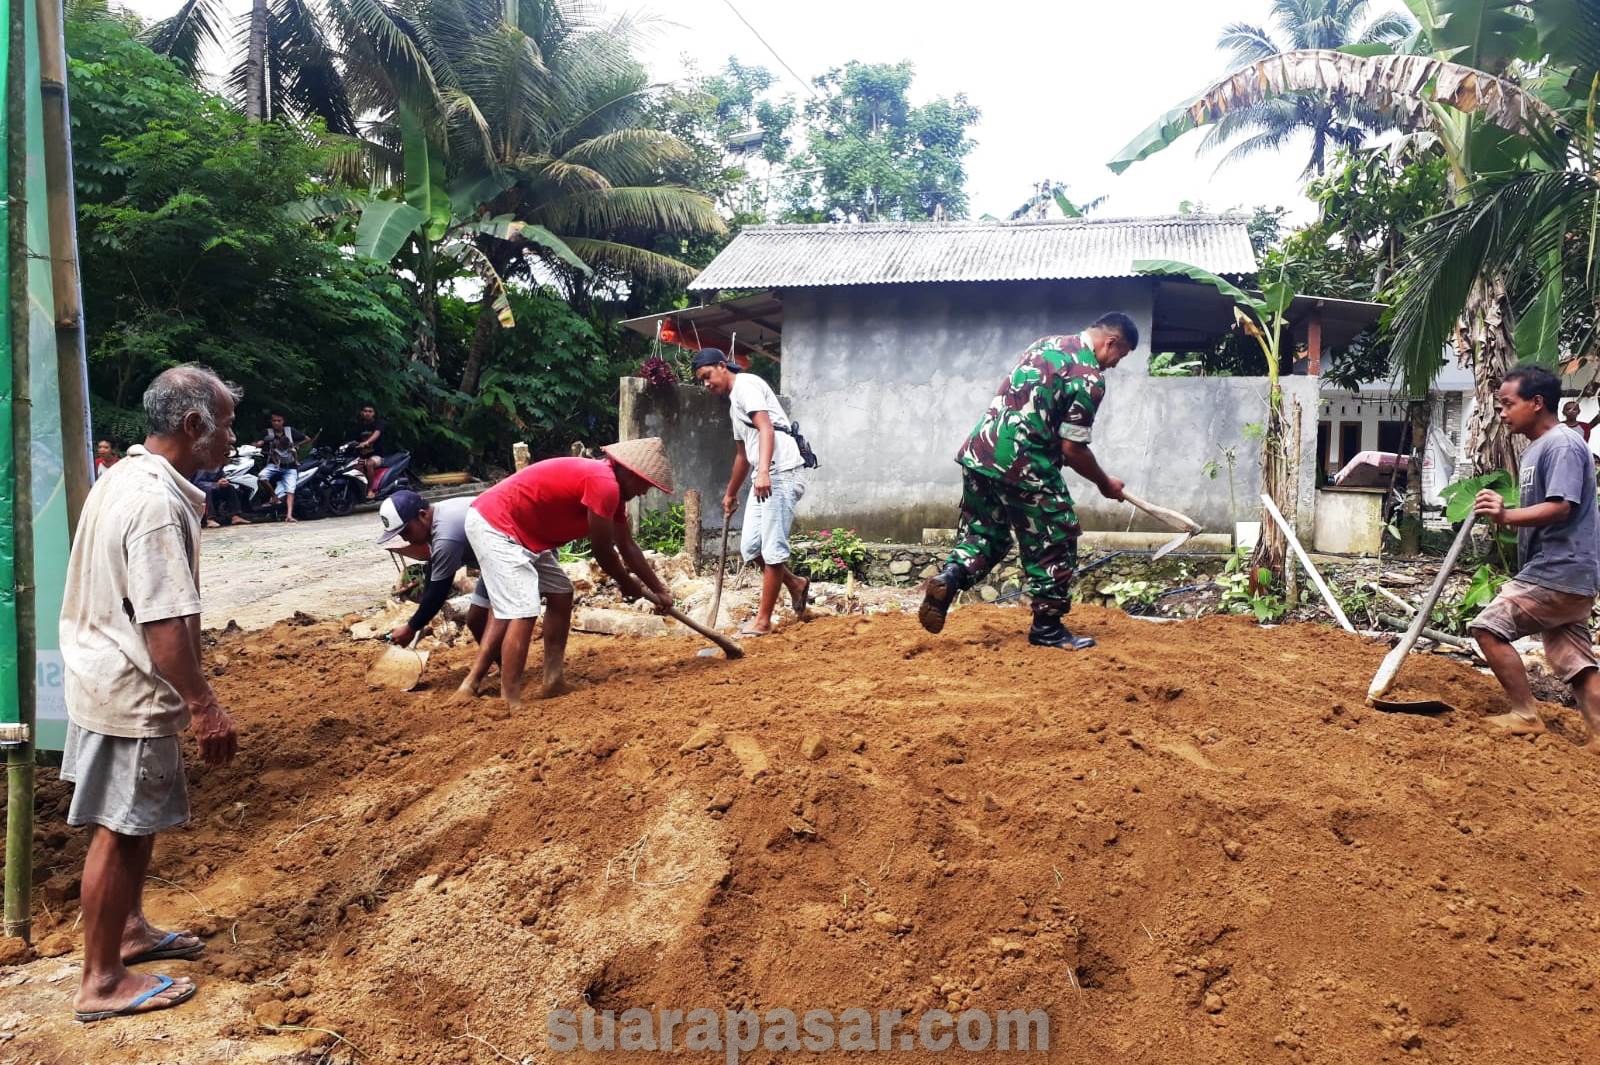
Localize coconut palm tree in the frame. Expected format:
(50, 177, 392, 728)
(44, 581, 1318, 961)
(148, 0, 361, 132)
(1203, 1, 1414, 175)
(1109, 0, 1600, 477)
(329, 0, 724, 390)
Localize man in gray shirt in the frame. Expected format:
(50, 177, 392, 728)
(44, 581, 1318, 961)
(1470, 365, 1600, 750)
(377, 491, 490, 647)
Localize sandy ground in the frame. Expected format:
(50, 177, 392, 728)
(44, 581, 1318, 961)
(198, 514, 399, 631)
(4, 606, 1600, 1063)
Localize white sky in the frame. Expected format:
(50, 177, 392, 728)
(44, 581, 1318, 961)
(113, 0, 1412, 222)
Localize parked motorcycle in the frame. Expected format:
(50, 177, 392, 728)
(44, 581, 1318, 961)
(324, 443, 421, 515)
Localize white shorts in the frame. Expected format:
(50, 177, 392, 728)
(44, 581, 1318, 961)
(464, 508, 574, 619)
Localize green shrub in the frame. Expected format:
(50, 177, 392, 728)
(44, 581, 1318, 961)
(790, 528, 870, 582)
(636, 504, 686, 555)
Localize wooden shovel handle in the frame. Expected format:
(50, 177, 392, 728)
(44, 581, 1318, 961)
(1123, 492, 1202, 534)
(705, 515, 731, 627)
(665, 604, 745, 658)
(1367, 515, 1477, 701)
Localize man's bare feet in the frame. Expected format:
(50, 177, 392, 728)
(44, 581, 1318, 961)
(538, 675, 576, 700)
(74, 971, 196, 1018)
(1483, 711, 1547, 736)
(449, 681, 481, 705)
(230, 515, 248, 526)
(204, 519, 221, 529)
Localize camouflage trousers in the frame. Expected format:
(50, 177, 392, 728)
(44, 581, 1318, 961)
(945, 470, 1078, 616)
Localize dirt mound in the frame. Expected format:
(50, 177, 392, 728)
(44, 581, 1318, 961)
(6, 607, 1600, 1062)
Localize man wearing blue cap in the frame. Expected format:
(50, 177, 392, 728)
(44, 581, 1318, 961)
(693, 348, 811, 635)
(377, 490, 491, 648)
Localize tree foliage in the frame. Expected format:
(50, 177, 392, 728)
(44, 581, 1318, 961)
(784, 61, 979, 222)
(69, 15, 419, 443)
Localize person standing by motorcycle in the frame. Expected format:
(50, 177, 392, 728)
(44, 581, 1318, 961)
(348, 403, 388, 500)
(255, 412, 309, 523)
(377, 490, 491, 648)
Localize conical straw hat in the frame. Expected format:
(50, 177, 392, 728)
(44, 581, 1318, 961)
(602, 437, 675, 495)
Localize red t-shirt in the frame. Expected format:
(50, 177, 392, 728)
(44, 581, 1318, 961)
(472, 457, 623, 552)
(1565, 420, 1593, 442)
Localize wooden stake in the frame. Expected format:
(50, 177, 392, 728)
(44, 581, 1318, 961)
(1259, 493, 1354, 632)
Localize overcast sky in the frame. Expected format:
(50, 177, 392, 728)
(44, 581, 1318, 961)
(115, 0, 1414, 222)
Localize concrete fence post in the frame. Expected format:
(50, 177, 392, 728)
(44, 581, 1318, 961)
(511, 442, 530, 471)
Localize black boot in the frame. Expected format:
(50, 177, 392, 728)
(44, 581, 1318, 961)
(1028, 611, 1095, 651)
(918, 562, 967, 634)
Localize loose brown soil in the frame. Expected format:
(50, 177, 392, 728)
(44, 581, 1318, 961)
(6, 606, 1600, 1063)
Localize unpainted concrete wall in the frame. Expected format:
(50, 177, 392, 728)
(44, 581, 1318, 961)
(780, 281, 1317, 540)
(620, 280, 1320, 544)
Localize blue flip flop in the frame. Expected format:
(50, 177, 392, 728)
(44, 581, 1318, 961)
(125, 929, 205, 965)
(74, 974, 197, 1023)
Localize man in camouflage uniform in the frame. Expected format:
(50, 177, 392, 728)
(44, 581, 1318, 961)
(919, 312, 1139, 650)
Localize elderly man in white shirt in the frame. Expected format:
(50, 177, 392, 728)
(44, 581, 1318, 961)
(59, 365, 239, 1022)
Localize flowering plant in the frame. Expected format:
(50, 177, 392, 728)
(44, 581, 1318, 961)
(791, 527, 869, 582)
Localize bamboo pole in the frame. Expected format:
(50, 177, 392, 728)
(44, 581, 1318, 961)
(34, 0, 88, 533)
(4, 0, 37, 943)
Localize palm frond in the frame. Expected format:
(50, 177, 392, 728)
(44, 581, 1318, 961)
(1389, 171, 1594, 394)
(560, 128, 692, 185)
(560, 237, 699, 283)
(146, 0, 228, 75)
(1218, 22, 1282, 68)
(1358, 12, 1415, 46)
(531, 185, 726, 236)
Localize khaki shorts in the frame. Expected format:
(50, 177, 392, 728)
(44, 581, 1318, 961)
(1468, 579, 1599, 681)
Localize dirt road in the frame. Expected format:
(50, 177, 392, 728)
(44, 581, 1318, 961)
(198, 513, 398, 630)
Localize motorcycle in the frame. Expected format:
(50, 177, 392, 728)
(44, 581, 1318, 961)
(209, 445, 269, 523)
(323, 443, 421, 516)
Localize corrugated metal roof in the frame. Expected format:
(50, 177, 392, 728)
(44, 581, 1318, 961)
(689, 215, 1258, 291)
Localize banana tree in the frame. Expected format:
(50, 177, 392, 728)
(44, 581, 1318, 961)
(304, 105, 592, 368)
(1134, 258, 1299, 577)
(1107, 9, 1586, 477)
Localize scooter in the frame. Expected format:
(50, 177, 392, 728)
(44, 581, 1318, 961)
(210, 445, 269, 523)
(325, 443, 421, 515)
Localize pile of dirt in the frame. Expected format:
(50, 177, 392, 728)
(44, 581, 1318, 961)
(6, 606, 1600, 1063)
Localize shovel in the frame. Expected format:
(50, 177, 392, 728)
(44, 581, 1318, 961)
(366, 636, 429, 691)
(1123, 493, 1203, 560)
(665, 603, 743, 659)
(704, 512, 732, 628)
(1367, 515, 1477, 712)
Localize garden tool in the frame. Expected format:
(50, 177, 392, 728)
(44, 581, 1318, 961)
(1367, 515, 1477, 712)
(704, 512, 732, 628)
(1123, 493, 1203, 560)
(668, 603, 743, 659)
(367, 635, 429, 691)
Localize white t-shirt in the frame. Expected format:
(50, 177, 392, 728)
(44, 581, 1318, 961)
(728, 373, 804, 473)
(59, 446, 207, 738)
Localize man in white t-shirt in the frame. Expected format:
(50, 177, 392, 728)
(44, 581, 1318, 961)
(59, 365, 240, 1022)
(693, 348, 810, 635)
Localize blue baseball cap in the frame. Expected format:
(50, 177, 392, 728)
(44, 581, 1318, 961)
(377, 490, 427, 543)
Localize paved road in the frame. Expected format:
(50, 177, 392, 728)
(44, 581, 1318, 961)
(198, 513, 398, 630)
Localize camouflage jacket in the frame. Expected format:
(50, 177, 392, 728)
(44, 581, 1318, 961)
(956, 334, 1105, 492)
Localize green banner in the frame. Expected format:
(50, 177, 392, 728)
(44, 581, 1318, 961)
(23, 0, 68, 751)
(0, 0, 13, 743)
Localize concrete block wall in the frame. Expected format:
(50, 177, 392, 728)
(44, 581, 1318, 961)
(620, 279, 1320, 544)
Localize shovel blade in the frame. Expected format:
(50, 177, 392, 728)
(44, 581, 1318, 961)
(1151, 530, 1195, 561)
(366, 645, 427, 690)
(1370, 697, 1455, 715)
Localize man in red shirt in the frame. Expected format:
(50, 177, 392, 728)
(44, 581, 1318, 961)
(460, 437, 677, 707)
